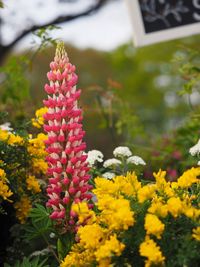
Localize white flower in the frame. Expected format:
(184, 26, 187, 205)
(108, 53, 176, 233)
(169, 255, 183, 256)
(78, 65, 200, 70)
(102, 172, 115, 179)
(189, 139, 200, 156)
(87, 150, 104, 167)
(103, 158, 121, 168)
(30, 248, 50, 257)
(0, 122, 13, 131)
(50, 232, 55, 238)
(198, 161, 200, 166)
(127, 155, 146, 165)
(113, 146, 132, 158)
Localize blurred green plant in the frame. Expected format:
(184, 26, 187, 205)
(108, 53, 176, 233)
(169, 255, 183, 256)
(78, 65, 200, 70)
(4, 257, 49, 267)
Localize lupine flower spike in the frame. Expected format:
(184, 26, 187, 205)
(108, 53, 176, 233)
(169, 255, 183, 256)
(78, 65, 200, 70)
(43, 42, 92, 227)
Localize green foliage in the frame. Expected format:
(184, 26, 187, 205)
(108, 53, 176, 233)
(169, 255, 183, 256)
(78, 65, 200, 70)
(173, 48, 200, 96)
(0, 56, 30, 106)
(0, 0, 4, 8)
(32, 25, 60, 53)
(25, 205, 53, 241)
(4, 257, 49, 267)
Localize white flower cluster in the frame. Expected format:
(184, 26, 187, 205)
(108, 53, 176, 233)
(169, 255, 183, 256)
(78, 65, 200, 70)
(87, 149, 104, 167)
(113, 146, 132, 158)
(102, 172, 115, 179)
(189, 139, 200, 156)
(103, 158, 121, 168)
(127, 155, 146, 166)
(0, 122, 13, 131)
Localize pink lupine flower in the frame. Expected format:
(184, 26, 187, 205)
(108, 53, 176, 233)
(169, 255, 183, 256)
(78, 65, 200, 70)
(43, 42, 92, 225)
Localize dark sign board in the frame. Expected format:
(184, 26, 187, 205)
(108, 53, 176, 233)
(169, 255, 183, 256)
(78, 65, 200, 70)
(125, 0, 200, 46)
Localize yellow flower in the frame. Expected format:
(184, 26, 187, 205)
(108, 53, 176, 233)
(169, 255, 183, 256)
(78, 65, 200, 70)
(182, 200, 200, 220)
(153, 169, 174, 197)
(95, 234, 125, 262)
(26, 175, 41, 193)
(0, 168, 6, 179)
(78, 224, 104, 249)
(137, 184, 156, 203)
(192, 227, 200, 241)
(72, 202, 96, 224)
(167, 197, 183, 218)
(0, 168, 13, 201)
(60, 245, 94, 267)
(93, 177, 119, 198)
(0, 129, 9, 141)
(144, 214, 165, 239)
(28, 133, 47, 157)
(98, 195, 134, 230)
(93, 172, 141, 199)
(177, 167, 200, 188)
(32, 158, 48, 174)
(139, 236, 165, 267)
(7, 133, 24, 145)
(14, 195, 32, 223)
(32, 107, 48, 128)
(148, 197, 168, 218)
(0, 129, 24, 145)
(0, 179, 13, 202)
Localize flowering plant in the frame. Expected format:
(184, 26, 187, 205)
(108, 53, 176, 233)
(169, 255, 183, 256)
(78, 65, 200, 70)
(1, 43, 200, 267)
(61, 167, 200, 267)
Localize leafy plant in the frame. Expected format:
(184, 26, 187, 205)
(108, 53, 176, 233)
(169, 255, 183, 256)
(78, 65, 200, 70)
(4, 257, 49, 267)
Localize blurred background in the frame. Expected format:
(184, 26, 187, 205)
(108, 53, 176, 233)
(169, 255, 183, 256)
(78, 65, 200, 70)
(0, 0, 200, 177)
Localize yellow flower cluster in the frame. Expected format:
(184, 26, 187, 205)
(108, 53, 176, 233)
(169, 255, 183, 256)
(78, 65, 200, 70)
(192, 227, 200, 241)
(144, 214, 165, 239)
(0, 168, 13, 202)
(26, 175, 41, 193)
(28, 133, 47, 174)
(61, 167, 200, 267)
(0, 129, 24, 146)
(140, 236, 165, 267)
(61, 173, 137, 267)
(31, 107, 48, 128)
(14, 195, 32, 224)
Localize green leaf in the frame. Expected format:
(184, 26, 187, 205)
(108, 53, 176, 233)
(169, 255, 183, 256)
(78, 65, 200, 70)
(4, 257, 49, 267)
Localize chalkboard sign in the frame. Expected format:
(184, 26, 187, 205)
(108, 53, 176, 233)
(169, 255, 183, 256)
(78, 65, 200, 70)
(125, 0, 200, 46)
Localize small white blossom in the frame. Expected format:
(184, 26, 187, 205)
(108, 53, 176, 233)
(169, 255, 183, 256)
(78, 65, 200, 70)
(103, 158, 121, 168)
(50, 232, 55, 238)
(113, 146, 132, 158)
(198, 161, 200, 166)
(127, 155, 146, 165)
(30, 248, 50, 257)
(102, 172, 115, 179)
(0, 122, 13, 131)
(189, 139, 200, 156)
(87, 150, 104, 166)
